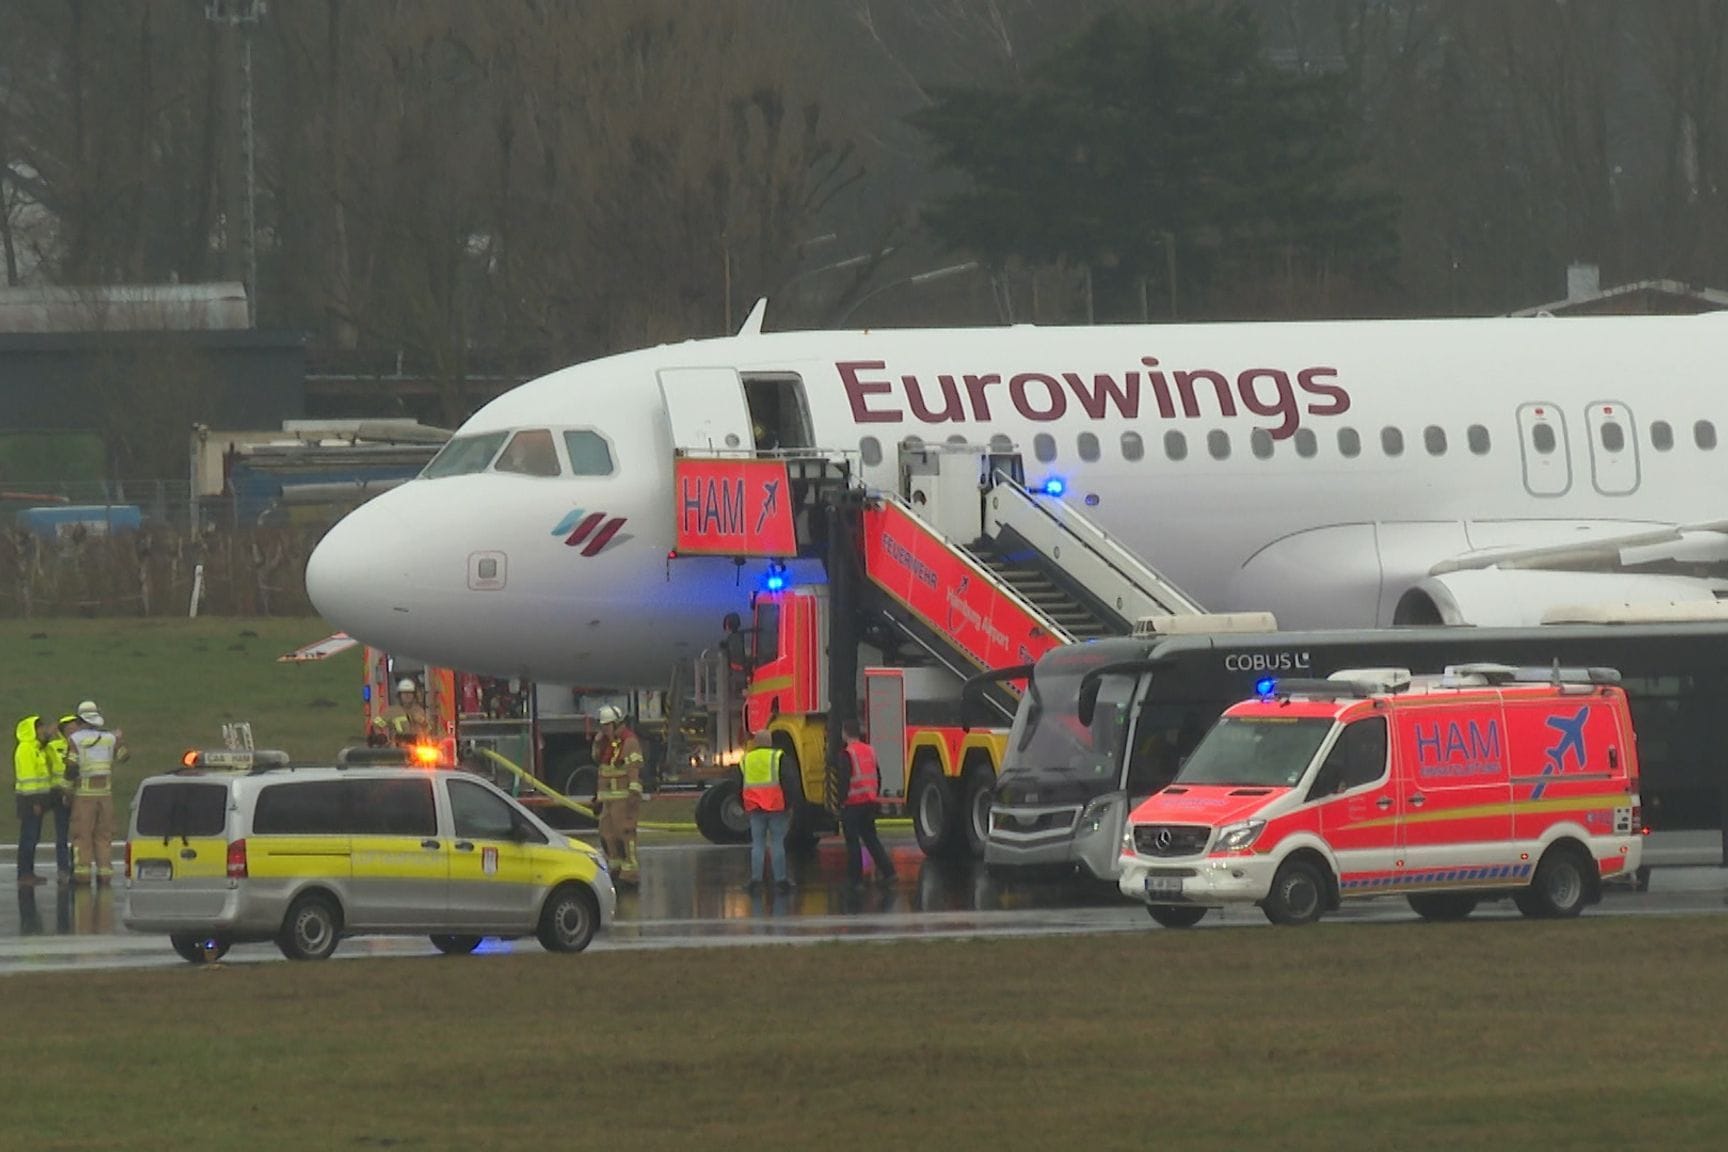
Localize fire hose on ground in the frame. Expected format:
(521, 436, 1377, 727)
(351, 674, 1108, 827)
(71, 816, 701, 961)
(474, 747, 914, 832)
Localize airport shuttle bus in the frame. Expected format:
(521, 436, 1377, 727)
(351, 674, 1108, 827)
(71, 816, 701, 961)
(981, 619, 1728, 881)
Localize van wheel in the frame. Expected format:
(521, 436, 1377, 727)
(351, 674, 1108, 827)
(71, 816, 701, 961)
(537, 884, 599, 953)
(1147, 905, 1207, 929)
(1407, 893, 1479, 922)
(1261, 859, 1326, 926)
(277, 894, 342, 961)
(1513, 847, 1592, 919)
(910, 761, 963, 858)
(694, 779, 749, 844)
(430, 934, 483, 955)
(961, 765, 996, 859)
(170, 934, 231, 964)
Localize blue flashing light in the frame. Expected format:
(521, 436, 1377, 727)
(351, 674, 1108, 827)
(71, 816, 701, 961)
(361, 685, 372, 704)
(1255, 677, 1276, 697)
(765, 573, 787, 592)
(762, 560, 789, 593)
(1040, 477, 1067, 497)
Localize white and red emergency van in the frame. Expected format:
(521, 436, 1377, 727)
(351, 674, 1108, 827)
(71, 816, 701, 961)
(1117, 664, 1643, 927)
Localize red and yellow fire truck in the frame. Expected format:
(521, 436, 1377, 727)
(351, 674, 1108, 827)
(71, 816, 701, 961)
(674, 443, 1218, 858)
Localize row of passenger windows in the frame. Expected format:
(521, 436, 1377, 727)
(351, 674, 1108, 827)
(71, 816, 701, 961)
(859, 418, 1724, 466)
(423, 428, 615, 479)
(861, 426, 1495, 465)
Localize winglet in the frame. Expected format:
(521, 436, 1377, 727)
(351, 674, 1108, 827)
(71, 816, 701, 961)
(738, 298, 768, 337)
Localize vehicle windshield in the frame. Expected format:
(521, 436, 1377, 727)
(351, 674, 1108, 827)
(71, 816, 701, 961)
(423, 431, 508, 478)
(1005, 653, 1137, 780)
(1174, 716, 1335, 788)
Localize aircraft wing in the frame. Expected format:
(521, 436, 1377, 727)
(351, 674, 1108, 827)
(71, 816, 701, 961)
(1428, 521, 1728, 577)
(1395, 521, 1728, 626)
(278, 632, 359, 662)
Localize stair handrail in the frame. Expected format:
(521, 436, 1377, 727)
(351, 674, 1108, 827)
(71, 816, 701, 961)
(872, 490, 1080, 658)
(988, 468, 1204, 615)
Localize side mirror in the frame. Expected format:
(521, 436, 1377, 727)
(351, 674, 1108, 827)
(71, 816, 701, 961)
(1077, 678, 1101, 726)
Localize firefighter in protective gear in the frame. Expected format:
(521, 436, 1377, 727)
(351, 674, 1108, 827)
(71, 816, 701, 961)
(68, 700, 128, 885)
(591, 704, 644, 885)
(45, 715, 79, 883)
(372, 678, 432, 747)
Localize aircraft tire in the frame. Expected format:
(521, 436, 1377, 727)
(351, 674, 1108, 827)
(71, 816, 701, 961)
(695, 779, 749, 844)
(1147, 905, 1207, 929)
(171, 934, 231, 964)
(1407, 893, 1479, 922)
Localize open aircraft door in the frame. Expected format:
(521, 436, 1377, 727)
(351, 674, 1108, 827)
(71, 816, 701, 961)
(659, 367, 754, 453)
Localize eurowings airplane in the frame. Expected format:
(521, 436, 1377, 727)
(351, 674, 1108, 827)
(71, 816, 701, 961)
(306, 304, 1728, 687)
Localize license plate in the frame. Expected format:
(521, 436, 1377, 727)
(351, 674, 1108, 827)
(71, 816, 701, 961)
(1144, 875, 1183, 899)
(136, 859, 172, 881)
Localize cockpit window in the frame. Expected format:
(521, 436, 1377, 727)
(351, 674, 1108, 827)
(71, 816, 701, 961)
(564, 430, 615, 476)
(494, 429, 561, 477)
(424, 432, 508, 478)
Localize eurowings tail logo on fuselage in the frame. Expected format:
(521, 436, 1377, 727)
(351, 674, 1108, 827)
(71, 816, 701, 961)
(552, 509, 630, 557)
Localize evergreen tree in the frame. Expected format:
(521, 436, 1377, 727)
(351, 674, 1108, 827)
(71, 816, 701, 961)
(912, 5, 1396, 319)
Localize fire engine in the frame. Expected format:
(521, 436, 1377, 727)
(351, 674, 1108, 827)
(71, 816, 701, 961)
(670, 443, 1222, 856)
(286, 645, 685, 826)
(1117, 664, 1644, 926)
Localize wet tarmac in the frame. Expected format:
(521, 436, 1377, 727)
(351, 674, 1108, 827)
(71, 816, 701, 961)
(2, 830, 1725, 975)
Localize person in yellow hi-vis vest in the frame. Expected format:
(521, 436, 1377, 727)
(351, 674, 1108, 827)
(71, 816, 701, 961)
(12, 715, 55, 885)
(590, 705, 643, 884)
(68, 700, 129, 885)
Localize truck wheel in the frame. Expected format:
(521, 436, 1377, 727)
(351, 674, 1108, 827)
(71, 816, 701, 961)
(537, 884, 599, 953)
(170, 934, 231, 964)
(961, 765, 996, 859)
(910, 761, 963, 859)
(1261, 859, 1326, 926)
(277, 893, 342, 961)
(430, 934, 483, 955)
(694, 779, 749, 844)
(1513, 846, 1592, 919)
(1147, 905, 1207, 929)
(1407, 893, 1479, 922)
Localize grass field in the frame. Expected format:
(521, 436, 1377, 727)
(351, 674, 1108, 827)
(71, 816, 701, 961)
(2, 917, 1725, 1150)
(0, 617, 706, 844)
(1, 618, 361, 842)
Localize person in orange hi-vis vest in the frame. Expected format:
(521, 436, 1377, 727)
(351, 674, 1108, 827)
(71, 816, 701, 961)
(591, 705, 643, 884)
(839, 719, 897, 887)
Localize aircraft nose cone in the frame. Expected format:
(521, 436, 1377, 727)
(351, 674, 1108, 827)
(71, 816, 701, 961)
(306, 500, 397, 637)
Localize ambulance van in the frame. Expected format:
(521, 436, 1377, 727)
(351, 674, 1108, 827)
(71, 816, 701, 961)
(123, 751, 615, 962)
(1117, 664, 1642, 927)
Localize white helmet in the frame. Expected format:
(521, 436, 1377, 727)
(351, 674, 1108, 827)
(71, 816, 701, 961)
(597, 704, 624, 725)
(397, 678, 418, 694)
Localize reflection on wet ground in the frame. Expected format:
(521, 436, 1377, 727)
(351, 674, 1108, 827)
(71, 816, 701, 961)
(1, 831, 1724, 973)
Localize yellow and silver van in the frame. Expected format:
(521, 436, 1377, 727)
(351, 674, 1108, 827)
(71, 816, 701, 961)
(123, 754, 614, 962)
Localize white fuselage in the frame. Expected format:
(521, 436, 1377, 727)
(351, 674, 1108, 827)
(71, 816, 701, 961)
(306, 313, 1728, 686)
